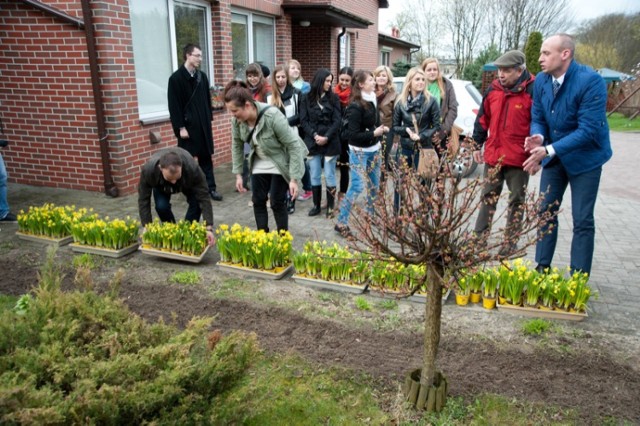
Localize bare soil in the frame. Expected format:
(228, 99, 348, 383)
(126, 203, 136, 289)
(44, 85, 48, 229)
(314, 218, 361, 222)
(2, 246, 639, 425)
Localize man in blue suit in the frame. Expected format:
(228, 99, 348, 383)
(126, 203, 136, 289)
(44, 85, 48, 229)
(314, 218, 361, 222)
(523, 33, 612, 275)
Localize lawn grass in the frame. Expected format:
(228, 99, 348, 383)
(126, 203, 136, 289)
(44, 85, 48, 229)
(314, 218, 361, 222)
(607, 112, 640, 132)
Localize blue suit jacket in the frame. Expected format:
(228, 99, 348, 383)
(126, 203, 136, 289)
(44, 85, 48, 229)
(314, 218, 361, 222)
(530, 60, 612, 176)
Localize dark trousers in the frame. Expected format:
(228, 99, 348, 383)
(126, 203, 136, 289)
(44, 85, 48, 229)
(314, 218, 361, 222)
(195, 154, 217, 192)
(251, 173, 289, 232)
(153, 188, 201, 223)
(393, 146, 420, 212)
(301, 160, 311, 192)
(474, 165, 529, 242)
(536, 161, 602, 274)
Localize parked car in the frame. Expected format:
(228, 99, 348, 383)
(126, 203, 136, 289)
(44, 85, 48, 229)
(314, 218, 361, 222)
(392, 77, 481, 177)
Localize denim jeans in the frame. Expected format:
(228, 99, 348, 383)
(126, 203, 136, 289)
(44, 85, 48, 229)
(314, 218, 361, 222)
(152, 188, 201, 223)
(251, 173, 289, 232)
(337, 149, 381, 226)
(0, 153, 9, 219)
(308, 155, 337, 187)
(536, 161, 602, 274)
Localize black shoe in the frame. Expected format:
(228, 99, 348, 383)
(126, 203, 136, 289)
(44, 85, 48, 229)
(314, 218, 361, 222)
(308, 205, 321, 216)
(535, 264, 550, 274)
(287, 199, 296, 215)
(334, 224, 352, 237)
(210, 190, 223, 201)
(0, 212, 17, 222)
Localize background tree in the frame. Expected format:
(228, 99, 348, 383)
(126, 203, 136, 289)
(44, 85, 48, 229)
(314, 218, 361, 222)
(577, 13, 640, 72)
(443, 0, 488, 76)
(524, 31, 543, 75)
(342, 155, 554, 410)
(392, 60, 412, 78)
(462, 44, 501, 90)
(389, 1, 443, 60)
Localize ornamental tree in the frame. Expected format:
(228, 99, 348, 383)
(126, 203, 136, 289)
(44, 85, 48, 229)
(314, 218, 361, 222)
(342, 145, 555, 409)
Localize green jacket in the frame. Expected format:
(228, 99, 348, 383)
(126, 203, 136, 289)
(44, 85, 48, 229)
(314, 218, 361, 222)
(231, 102, 307, 182)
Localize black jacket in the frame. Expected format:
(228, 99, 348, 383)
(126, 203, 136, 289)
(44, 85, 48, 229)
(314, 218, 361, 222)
(343, 100, 381, 149)
(167, 66, 214, 157)
(392, 95, 441, 150)
(300, 92, 341, 156)
(138, 147, 214, 227)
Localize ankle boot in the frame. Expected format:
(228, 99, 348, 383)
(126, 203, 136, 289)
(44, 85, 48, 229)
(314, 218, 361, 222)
(308, 185, 322, 216)
(326, 186, 336, 218)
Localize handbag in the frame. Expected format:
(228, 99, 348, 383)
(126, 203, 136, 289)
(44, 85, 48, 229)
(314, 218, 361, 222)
(447, 124, 463, 157)
(412, 113, 438, 179)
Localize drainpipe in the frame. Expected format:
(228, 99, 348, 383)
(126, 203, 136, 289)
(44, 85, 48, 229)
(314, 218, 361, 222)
(81, 0, 118, 197)
(337, 27, 346, 76)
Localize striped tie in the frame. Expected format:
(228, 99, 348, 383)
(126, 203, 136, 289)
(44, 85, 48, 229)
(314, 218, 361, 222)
(553, 80, 561, 97)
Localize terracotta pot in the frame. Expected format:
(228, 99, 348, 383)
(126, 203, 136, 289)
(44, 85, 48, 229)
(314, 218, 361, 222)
(482, 296, 496, 310)
(470, 291, 481, 303)
(455, 293, 470, 306)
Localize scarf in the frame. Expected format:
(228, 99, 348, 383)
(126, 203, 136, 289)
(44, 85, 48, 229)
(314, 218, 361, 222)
(362, 90, 377, 108)
(334, 84, 351, 108)
(406, 92, 425, 114)
(428, 82, 441, 106)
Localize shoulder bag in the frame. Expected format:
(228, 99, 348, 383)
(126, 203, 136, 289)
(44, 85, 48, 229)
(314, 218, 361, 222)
(412, 113, 438, 179)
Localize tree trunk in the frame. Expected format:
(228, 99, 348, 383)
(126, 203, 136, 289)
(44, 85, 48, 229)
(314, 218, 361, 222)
(421, 264, 443, 387)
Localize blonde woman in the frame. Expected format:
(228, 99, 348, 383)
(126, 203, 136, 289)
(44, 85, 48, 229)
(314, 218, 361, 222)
(392, 67, 441, 210)
(421, 58, 458, 150)
(373, 65, 397, 171)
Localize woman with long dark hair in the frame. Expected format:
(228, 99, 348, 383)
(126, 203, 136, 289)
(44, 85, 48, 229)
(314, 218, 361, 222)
(224, 80, 307, 232)
(334, 66, 354, 205)
(299, 68, 341, 217)
(334, 70, 388, 236)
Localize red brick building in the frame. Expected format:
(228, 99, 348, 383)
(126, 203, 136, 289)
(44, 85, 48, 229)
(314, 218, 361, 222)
(0, 0, 388, 195)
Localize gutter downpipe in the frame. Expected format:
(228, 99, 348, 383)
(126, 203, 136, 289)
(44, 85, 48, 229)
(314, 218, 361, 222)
(81, 0, 118, 197)
(337, 27, 346, 77)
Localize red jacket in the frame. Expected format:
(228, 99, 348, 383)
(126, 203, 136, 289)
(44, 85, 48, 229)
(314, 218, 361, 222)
(472, 71, 535, 167)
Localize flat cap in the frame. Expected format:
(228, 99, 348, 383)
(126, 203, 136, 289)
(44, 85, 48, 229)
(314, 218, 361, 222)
(493, 50, 526, 68)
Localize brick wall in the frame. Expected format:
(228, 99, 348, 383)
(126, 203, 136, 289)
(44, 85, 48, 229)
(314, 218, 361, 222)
(0, 0, 379, 195)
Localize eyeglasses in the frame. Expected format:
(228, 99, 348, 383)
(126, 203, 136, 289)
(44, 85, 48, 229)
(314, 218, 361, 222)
(190, 53, 202, 58)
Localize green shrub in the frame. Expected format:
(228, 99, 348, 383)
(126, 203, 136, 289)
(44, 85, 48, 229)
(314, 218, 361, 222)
(0, 251, 258, 424)
(72, 253, 96, 270)
(354, 296, 372, 311)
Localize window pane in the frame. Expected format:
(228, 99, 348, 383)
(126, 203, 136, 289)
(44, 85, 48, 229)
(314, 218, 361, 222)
(130, 0, 172, 117)
(174, 1, 209, 77)
(232, 13, 248, 80)
(253, 19, 274, 72)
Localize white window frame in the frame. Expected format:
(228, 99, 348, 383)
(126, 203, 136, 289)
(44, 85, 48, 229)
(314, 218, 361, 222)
(339, 33, 351, 69)
(130, 0, 214, 123)
(231, 8, 275, 80)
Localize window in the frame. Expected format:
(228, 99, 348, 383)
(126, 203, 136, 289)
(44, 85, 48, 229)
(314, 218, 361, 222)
(381, 51, 390, 67)
(130, 0, 213, 122)
(339, 33, 351, 69)
(231, 10, 275, 80)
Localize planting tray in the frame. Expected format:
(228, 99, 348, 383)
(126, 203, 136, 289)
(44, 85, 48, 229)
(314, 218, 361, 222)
(292, 275, 367, 294)
(217, 262, 293, 280)
(16, 232, 73, 246)
(70, 242, 139, 258)
(496, 301, 587, 321)
(139, 244, 210, 264)
(370, 288, 451, 304)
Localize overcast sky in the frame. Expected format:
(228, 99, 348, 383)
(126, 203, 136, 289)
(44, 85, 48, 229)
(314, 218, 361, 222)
(379, 0, 640, 33)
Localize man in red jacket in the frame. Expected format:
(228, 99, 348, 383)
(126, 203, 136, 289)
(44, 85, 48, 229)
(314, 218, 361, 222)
(472, 50, 535, 256)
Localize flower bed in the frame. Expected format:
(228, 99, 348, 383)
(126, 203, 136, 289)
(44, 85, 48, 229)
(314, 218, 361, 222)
(17, 204, 97, 245)
(70, 216, 140, 256)
(215, 224, 293, 276)
(463, 259, 596, 316)
(140, 220, 209, 262)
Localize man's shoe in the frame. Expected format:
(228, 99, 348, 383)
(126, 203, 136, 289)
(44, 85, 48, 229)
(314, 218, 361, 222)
(535, 264, 550, 274)
(297, 190, 312, 201)
(210, 190, 223, 201)
(0, 212, 17, 222)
